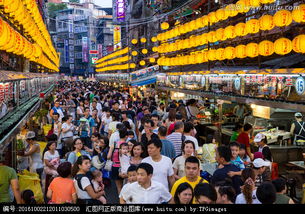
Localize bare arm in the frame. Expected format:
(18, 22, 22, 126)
(11, 179, 22, 204)
(168, 175, 176, 190)
(84, 185, 104, 199)
(23, 144, 39, 156)
(290, 123, 295, 136)
(120, 197, 126, 204)
(173, 168, 180, 180)
(107, 145, 114, 160)
(46, 189, 52, 199)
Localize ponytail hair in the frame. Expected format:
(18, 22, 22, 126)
(71, 155, 91, 177)
(241, 168, 256, 204)
(21, 190, 36, 204)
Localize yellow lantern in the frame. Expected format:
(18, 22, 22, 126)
(131, 51, 138, 56)
(195, 18, 203, 29)
(292, 4, 305, 23)
(189, 20, 196, 31)
(246, 43, 259, 58)
(259, 15, 274, 30)
(149, 58, 156, 63)
(236, 0, 250, 13)
(292, 34, 305, 53)
(225, 4, 238, 17)
(142, 49, 148, 54)
(224, 25, 236, 39)
(249, 0, 260, 7)
(207, 31, 217, 43)
(2, 26, 15, 52)
(258, 40, 274, 56)
(140, 38, 147, 43)
(208, 12, 218, 24)
(201, 16, 209, 27)
(0, 19, 8, 47)
(200, 33, 208, 45)
(245, 19, 260, 34)
(152, 47, 158, 52)
(274, 10, 292, 27)
(140, 60, 146, 66)
(216, 48, 225, 61)
(131, 39, 138, 44)
(235, 45, 247, 58)
(161, 22, 169, 30)
(260, 0, 275, 3)
(130, 63, 136, 68)
(216, 28, 225, 41)
(235, 23, 247, 37)
(151, 37, 157, 42)
(216, 8, 228, 21)
(207, 49, 217, 61)
(223, 47, 235, 60)
(274, 38, 292, 55)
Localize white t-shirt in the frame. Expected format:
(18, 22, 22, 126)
(173, 155, 202, 178)
(73, 176, 91, 199)
(185, 135, 199, 151)
(235, 189, 261, 204)
(120, 181, 172, 204)
(120, 154, 130, 174)
(61, 122, 74, 138)
(102, 116, 112, 133)
(141, 156, 174, 190)
(109, 131, 120, 147)
(108, 121, 120, 134)
(43, 150, 60, 162)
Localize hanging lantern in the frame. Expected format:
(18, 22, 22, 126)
(207, 31, 217, 43)
(131, 39, 138, 44)
(224, 47, 236, 59)
(140, 37, 147, 43)
(245, 19, 260, 34)
(140, 60, 146, 66)
(130, 63, 136, 68)
(131, 51, 138, 56)
(189, 20, 196, 31)
(235, 45, 247, 58)
(261, 0, 276, 3)
(292, 34, 305, 53)
(225, 4, 238, 17)
(195, 52, 204, 63)
(224, 25, 236, 39)
(149, 58, 156, 63)
(216, 8, 228, 21)
(235, 23, 248, 37)
(216, 28, 225, 41)
(207, 49, 217, 61)
(200, 33, 208, 45)
(208, 12, 218, 24)
(274, 38, 292, 55)
(201, 16, 209, 27)
(0, 19, 8, 47)
(292, 4, 305, 23)
(249, 0, 260, 7)
(273, 10, 292, 27)
(195, 18, 203, 29)
(259, 15, 274, 30)
(258, 40, 274, 56)
(151, 37, 157, 42)
(216, 48, 225, 61)
(161, 22, 169, 30)
(246, 43, 259, 58)
(141, 49, 148, 54)
(236, 0, 250, 13)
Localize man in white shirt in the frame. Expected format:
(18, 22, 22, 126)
(90, 101, 102, 118)
(184, 122, 199, 152)
(120, 163, 173, 204)
(141, 139, 175, 191)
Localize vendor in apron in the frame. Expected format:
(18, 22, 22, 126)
(290, 112, 305, 145)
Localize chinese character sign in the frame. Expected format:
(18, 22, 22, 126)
(82, 37, 88, 63)
(117, 0, 125, 21)
(113, 25, 121, 51)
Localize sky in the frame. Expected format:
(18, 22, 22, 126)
(91, 0, 113, 7)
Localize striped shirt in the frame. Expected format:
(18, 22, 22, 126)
(166, 132, 183, 156)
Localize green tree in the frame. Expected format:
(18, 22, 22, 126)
(47, 3, 68, 19)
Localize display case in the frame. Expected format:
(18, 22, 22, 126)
(181, 74, 202, 90)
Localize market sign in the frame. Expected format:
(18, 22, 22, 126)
(92, 57, 98, 64)
(89, 50, 98, 54)
(116, 0, 125, 21)
(113, 25, 121, 51)
(295, 76, 305, 95)
(252, 104, 270, 120)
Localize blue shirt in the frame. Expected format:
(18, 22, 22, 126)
(160, 139, 176, 159)
(230, 156, 245, 170)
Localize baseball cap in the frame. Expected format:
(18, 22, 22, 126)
(26, 131, 36, 139)
(253, 158, 270, 168)
(254, 133, 266, 143)
(295, 112, 303, 117)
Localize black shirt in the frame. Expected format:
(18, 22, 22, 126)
(141, 133, 159, 150)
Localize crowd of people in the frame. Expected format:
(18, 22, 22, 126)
(0, 81, 296, 204)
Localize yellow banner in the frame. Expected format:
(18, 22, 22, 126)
(113, 25, 121, 51)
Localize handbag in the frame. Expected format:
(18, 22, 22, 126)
(104, 160, 113, 172)
(92, 155, 105, 170)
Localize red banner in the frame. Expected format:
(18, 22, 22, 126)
(0, 84, 4, 102)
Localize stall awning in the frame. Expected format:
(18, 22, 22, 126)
(131, 77, 157, 87)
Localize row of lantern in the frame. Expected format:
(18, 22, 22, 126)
(158, 0, 278, 41)
(157, 35, 305, 66)
(96, 47, 130, 64)
(0, 0, 59, 69)
(0, 18, 58, 72)
(96, 55, 132, 68)
(157, 9, 303, 54)
(96, 63, 136, 72)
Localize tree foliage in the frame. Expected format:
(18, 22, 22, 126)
(47, 3, 68, 18)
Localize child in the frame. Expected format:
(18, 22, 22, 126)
(118, 143, 130, 180)
(239, 144, 251, 166)
(227, 142, 245, 177)
(21, 190, 36, 204)
(119, 165, 138, 204)
(92, 170, 107, 204)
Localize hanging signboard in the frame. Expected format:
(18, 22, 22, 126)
(295, 76, 305, 95)
(82, 37, 88, 63)
(0, 83, 4, 102)
(116, 0, 125, 22)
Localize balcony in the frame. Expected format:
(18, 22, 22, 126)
(74, 26, 88, 33)
(74, 39, 83, 46)
(57, 28, 69, 33)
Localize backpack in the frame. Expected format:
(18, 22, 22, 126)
(75, 174, 94, 191)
